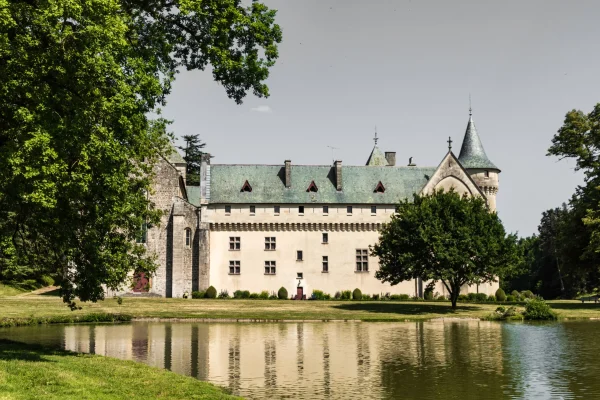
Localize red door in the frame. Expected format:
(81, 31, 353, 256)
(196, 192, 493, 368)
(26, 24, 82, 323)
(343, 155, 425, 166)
(296, 287, 303, 300)
(133, 272, 149, 292)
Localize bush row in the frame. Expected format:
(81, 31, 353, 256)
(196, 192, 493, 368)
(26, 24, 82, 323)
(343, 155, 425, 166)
(488, 298, 557, 321)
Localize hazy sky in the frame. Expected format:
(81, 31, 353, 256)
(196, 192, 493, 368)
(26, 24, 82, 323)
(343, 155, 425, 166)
(163, 0, 600, 237)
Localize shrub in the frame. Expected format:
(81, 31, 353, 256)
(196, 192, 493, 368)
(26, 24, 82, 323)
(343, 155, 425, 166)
(258, 290, 269, 299)
(511, 290, 520, 298)
(218, 289, 230, 299)
(487, 295, 496, 302)
(490, 305, 522, 321)
(411, 295, 424, 301)
(278, 287, 288, 300)
(398, 294, 410, 301)
(495, 288, 507, 302)
(116, 296, 123, 305)
(312, 290, 325, 300)
(39, 275, 55, 287)
(249, 292, 260, 299)
(362, 294, 371, 301)
(352, 288, 362, 300)
(523, 298, 557, 320)
(269, 294, 278, 300)
(424, 289, 434, 301)
(242, 290, 250, 299)
(233, 290, 243, 299)
(341, 290, 352, 300)
(372, 294, 380, 300)
(334, 291, 341, 300)
(457, 294, 468, 302)
(205, 286, 217, 299)
(192, 291, 205, 299)
(435, 294, 447, 301)
(467, 293, 478, 302)
(506, 294, 516, 302)
(323, 293, 331, 300)
(522, 290, 535, 299)
(475, 293, 488, 302)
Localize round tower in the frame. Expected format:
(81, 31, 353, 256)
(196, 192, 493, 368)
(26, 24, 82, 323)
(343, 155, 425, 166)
(457, 110, 500, 212)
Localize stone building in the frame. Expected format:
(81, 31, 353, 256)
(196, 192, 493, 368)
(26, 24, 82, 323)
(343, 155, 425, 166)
(118, 111, 501, 298)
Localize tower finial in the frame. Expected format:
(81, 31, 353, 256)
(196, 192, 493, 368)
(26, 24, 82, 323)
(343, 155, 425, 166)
(374, 126, 378, 145)
(447, 136, 453, 151)
(469, 94, 472, 116)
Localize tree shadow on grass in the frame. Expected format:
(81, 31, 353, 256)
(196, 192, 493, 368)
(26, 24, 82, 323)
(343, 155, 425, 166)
(332, 302, 481, 315)
(548, 302, 600, 310)
(0, 339, 59, 363)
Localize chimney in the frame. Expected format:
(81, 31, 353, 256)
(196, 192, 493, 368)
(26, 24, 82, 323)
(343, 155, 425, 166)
(285, 160, 291, 188)
(200, 153, 211, 203)
(334, 160, 342, 191)
(384, 152, 396, 166)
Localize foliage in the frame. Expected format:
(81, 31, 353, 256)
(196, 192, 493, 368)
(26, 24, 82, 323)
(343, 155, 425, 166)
(521, 290, 534, 299)
(191, 291, 205, 299)
(523, 298, 558, 320)
(277, 287, 288, 300)
(495, 288, 507, 302)
(361, 294, 371, 301)
(511, 290, 520, 298)
(218, 290, 230, 299)
(205, 286, 217, 299)
(390, 294, 410, 301)
(248, 292, 259, 299)
(352, 288, 362, 300)
(178, 134, 206, 185)
(268, 294, 278, 300)
(0, 0, 282, 305)
(372, 294, 380, 300)
(457, 294, 468, 302)
(340, 290, 352, 300)
(424, 287, 434, 301)
(258, 290, 269, 300)
(372, 189, 519, 308)
(488, 305, 522, 321)
(506, 295, 516, 302)
(487, 295, 496, 302)
(334, 291, 341, 299)
(312, 290, 326, 300)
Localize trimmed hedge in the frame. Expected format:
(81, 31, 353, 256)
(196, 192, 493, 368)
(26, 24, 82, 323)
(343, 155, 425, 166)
(278, 287, 288, 300)
(495, 288, 507, 302)
(352, 288, 362, 300)
(205, 286, 217, 299)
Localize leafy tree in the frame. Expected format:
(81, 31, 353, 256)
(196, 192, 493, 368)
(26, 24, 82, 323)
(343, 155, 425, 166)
(372, 190, 519, 309)
(0, 0, 281, 306)
(178, 134, 206, 186)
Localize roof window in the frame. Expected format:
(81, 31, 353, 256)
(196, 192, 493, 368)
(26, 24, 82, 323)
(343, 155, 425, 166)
(241, 180, 252, 192)
(374, 181, 385, 193)
(307, 181, 318, 192)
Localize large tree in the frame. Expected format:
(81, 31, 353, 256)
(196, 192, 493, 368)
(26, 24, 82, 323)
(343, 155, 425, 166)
(178, 134, 206, 186)
(0, 0, 281, 306)
(372, 190, 519, 309)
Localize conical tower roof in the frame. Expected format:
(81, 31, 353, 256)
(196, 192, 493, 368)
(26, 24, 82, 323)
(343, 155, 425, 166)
(458, 113, 499, 170)
(365, 130, 389, 166)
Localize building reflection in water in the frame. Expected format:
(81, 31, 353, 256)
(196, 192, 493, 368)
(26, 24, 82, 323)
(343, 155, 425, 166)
(61, 320, 510, 399)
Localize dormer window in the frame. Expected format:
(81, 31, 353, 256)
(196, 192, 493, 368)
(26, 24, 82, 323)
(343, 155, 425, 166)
(374, 181, 385, 193)
(241, 180, 252, 192)
(307, 181, 318, 192)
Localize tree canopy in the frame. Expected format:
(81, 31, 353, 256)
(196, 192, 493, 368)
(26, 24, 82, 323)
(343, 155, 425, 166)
(372, 190, 519, 308)
(0, 0, 282, 306)
(178, 134, 206, 186)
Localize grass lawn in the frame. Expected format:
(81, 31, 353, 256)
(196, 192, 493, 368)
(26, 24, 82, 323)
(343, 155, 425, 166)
(0, 339, 239, 400)
(1, 294, 600, 326)
(0, 283, 25, 297)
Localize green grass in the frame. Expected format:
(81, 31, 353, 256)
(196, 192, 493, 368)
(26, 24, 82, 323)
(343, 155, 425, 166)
(1, 296, 599, 326)
(0, 283, 26, 297)
(0, 339, 239, 400)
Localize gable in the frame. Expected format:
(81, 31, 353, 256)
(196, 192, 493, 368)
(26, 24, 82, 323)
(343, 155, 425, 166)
(420, 152, 484, 199)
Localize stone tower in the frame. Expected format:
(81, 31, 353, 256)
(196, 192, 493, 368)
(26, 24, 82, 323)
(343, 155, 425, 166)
(458, 110, 500, 211)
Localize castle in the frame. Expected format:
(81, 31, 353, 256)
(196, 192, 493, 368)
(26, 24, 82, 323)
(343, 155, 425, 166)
(116, 111, 500, 299)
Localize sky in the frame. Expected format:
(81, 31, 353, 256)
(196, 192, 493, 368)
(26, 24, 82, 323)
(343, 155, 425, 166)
(162, 0, 600, 237)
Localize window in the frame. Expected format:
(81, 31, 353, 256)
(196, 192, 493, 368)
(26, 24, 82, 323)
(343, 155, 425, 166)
(322, 256, 328, 272)
(136, 222, 147, 244)
(265, 237, 276, 250)
(356, 249, 368, 272)
(307, 181, 318, 192)
(225, 205, 232, 214)
(297, 250, 303, 261)
(241, 180, 252, 192)
(484, 170, 490, 178)
(374, 181, 385, 193)
(185, 228, 191, 247)
(347, 205, 353, 215)
(250, 205, 256, 214)
(323, 205, 329, 214)
(299, 206, 305, 214)
(322, 233, 328, 244)
(371, 205, 377, 215)
(229, 260, 241, 275)
(297, 272, 303, 279)
(274, 205, 280, 215)
(264, 261, 276, 275)
(229, 237, 241, 251)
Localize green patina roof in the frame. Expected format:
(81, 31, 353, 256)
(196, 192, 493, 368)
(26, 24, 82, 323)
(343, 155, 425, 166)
(187, 186, 201, 206)
(458, 116, 499, 170)
(167, 143, 186, 165)
(209, 164, 436, 204)
(365, 146, 389, 166)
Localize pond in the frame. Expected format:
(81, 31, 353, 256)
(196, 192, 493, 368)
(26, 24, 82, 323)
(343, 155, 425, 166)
(1, 320, 599, 399)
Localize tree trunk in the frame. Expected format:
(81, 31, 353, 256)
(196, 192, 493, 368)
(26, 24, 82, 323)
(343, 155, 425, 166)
(450, 291, 458, 309)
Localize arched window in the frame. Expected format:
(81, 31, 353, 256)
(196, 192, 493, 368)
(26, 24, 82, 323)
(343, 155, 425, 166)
(185, 228, 191, 248)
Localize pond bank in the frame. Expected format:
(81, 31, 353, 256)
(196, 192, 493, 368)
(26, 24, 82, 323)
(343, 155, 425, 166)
(0, 339, 239, 399)
(2, 297, 600, 327)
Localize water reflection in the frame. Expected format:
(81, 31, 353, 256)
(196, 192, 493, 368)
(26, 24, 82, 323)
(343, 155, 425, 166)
(2, 321, 600, 399)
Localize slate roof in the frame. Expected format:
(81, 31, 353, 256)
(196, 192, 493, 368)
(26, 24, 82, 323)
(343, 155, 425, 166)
(458, 116, 499, 170)
(209, 164, 436, 204)
(166, 144, 186, 165)
(187, 186, 201, 206)
(365, 146, 389, 166)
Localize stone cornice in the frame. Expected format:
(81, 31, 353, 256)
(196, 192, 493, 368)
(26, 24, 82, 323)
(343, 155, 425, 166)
(209, 222, 383, 232)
